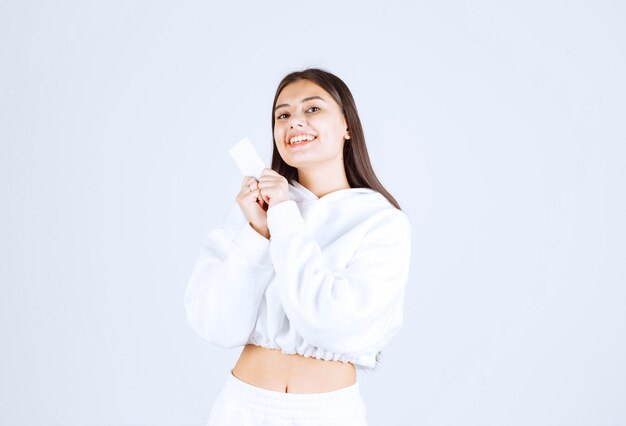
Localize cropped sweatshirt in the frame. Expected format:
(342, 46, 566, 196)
(184, 179, 412, 372)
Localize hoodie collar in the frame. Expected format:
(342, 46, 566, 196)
(289, 179, 376, 203)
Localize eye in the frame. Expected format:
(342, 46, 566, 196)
(276, 106, 320, 120)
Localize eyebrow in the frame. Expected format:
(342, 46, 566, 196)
(274, 96, 326, 112)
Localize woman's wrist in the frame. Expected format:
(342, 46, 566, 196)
(250, 222, 270, 239)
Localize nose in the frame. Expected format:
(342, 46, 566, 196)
(289, 111, 305, 128)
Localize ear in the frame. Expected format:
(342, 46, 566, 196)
(345, 129, 351, 140)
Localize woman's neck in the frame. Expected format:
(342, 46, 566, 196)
(297, 165, 350, 199)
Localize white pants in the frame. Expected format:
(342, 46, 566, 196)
(206, 370, 369, 425)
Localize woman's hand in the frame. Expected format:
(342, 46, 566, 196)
(257, 168, 290, 208)
(236, 176, 270, 239)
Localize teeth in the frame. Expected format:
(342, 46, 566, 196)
(289, 134, 316, 144)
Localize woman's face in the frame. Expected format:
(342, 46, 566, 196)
(273, 79, 350, 170)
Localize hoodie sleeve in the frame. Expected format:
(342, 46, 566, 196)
(266, 200, 412, 354)
(184, 202, 275, 348)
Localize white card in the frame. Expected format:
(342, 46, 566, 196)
(228, 137, 266, 179)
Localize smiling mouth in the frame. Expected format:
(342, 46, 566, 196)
(287, 136, 317, 147)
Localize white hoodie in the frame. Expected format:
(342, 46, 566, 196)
(184, 179, 412, 372)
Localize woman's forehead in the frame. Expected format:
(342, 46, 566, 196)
(277, 80, 331, 104)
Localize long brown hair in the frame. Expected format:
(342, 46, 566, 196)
(270, 68, 401, 210)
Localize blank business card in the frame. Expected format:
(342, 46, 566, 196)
(229, 137, 266, 179)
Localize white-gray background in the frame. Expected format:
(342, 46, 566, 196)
(1, 1, 624, 425)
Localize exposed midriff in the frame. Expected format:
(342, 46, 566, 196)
(231, 344, 357, 394)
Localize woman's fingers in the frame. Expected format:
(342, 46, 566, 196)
(240, 177, 268, 209)
(260, 168, 280, 178)
(241, 176, 255, 188)
(240, 176, 259, 194)
(236, 177, 263, 210)
(257, 177, 283, 190)
(257, 171, 290, 207)
(239, 170, 288, 209)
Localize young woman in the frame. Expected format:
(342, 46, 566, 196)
(184, 68, 412, 425)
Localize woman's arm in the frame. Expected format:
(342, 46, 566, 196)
(184, 202, 274, 348)
(266, 200, 412, 354)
